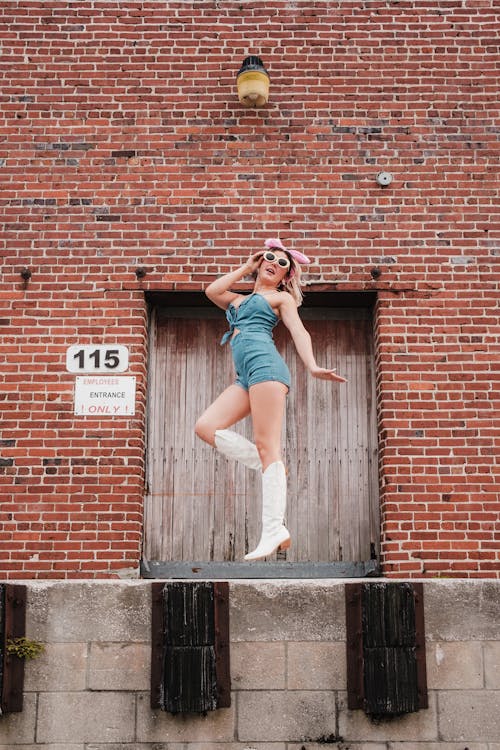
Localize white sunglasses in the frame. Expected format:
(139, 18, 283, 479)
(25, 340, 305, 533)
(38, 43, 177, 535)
(263, 250, 290, 269)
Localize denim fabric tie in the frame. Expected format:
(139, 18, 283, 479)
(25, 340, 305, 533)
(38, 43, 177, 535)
(220, 306, 238, 345)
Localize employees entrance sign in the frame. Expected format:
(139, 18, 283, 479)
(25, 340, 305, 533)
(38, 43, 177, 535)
(74, 376, 136, 416)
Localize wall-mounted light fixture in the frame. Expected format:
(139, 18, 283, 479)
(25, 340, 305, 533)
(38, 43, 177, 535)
(237, 56, 270, 108)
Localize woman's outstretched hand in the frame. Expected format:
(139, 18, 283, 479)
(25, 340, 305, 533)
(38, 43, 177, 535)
(310, 366, 347, 383)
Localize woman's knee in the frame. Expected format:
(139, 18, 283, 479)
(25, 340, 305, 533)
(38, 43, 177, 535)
(194, 416, 214, 445)
(254, 437, 281, 467)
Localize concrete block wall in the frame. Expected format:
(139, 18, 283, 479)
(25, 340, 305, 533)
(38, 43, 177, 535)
(0, 579, 499, 749)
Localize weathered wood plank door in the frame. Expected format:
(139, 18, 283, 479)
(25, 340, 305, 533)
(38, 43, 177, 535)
(144, 300, 378, 564)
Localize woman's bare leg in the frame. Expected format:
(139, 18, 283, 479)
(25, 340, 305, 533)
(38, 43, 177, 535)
(195, 384, 251, 446)
(244, 380, 290, 560)
(248, 381, 288, 469)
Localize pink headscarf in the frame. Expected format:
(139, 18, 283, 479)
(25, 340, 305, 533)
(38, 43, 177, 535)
(264, 238, 311, 264)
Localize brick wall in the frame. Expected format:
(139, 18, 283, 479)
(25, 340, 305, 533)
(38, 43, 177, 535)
(1, 1, 498, 578)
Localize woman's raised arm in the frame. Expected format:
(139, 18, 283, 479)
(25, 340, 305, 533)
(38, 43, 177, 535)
(205, 252, 262, 310)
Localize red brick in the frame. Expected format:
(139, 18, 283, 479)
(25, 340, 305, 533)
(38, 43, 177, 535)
(1, 1, 498, 579)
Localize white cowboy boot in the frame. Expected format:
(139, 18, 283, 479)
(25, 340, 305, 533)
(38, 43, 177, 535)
(214, 429, 261, 470)
(244, 461, 291, 561)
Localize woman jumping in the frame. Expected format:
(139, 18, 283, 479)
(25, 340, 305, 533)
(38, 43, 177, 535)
(195, 238, 347, 561)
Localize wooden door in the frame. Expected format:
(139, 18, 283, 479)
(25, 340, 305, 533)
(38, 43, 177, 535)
(144, 302, 379, 564)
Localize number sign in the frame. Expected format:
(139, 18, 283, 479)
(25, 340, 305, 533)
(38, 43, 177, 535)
(66, 345, 129, 374)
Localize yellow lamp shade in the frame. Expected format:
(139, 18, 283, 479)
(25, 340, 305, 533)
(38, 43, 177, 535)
(237, 56, 270, 108)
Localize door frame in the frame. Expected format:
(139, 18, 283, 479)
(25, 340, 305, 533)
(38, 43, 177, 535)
(142, 290, 380, 579)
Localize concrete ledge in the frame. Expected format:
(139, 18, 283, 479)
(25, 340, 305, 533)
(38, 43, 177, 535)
(27, 581, 151, 643)
(0, 579, 498, 748)
(424, 580, 500, 641)
(229, 580, 346, 641)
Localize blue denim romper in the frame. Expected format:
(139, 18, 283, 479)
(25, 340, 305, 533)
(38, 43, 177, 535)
(220, 293, 291, 391)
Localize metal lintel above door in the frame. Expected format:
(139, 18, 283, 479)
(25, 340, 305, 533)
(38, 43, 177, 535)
(141, 559, 380, 580)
